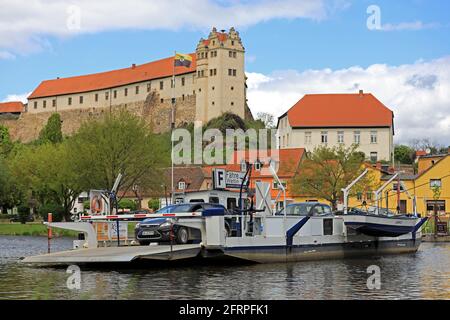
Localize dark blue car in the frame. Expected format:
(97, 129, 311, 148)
(135, 203, 228, 245)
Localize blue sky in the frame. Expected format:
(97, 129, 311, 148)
(1, 0, 449, 144)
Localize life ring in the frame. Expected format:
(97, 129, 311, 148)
(91, 196, 103, 213)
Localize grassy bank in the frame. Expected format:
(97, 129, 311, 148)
(0, 223, 78, 237)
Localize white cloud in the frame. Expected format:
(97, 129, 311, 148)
(246, 56, 450, 146)
(1, 92, 30, 103)
(380, 21, 440, 31)
(0, 50, 15, 59)
(0, 0, 335, 55)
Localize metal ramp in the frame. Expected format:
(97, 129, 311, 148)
(21, 244, 202, 265)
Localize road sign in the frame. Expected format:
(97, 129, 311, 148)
(213, 169, 246, 190)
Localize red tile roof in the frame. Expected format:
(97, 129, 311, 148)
(203, 148, 305, 178)
(283, 93, 393, 128)
(0, 101, 24, 113)
(28, 54, 197, 99)
(203, 32, 228, 46)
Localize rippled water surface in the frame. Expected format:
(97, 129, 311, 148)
(0, 236, 449, 299)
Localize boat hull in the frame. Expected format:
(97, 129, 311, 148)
(343, 214, 418, 237)
(222, 238, 421, 263)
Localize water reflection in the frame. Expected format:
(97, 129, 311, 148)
(0, 236, 449, 300)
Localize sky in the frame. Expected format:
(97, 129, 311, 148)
(0, 0, 449, 145)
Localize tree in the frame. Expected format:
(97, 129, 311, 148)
(147, 198, 160, 211)
(68, 111, 170, 202)
(291, 144, 377, 210)
(255, 112, 275, 128)
(38, 113, 63, 144)
(409, 138, 441, 155)
(0, 157, 24, 212)
(394, 145, 414, 164)
(0, 125, 13, 156)
(9, 142, 83, 221)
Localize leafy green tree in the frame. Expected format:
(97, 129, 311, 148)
(0, 157, 24, 211)
(38, 113, 63, 144)
(291, 144, 377, 210)
(9, 143, 82, 221)
(394, 145, 414, 164)
(68, 111, 170, 202)
(0, 125, 13, 156)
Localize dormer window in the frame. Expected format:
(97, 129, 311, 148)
(254, 160, 262, 171)
(178, 181, 186, 190)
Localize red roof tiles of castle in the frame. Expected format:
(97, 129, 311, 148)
(28, 54, 197, 99)
(282, 93, 394, 128)
(0, 101, 24, 113)
(202, 32, 228, 46)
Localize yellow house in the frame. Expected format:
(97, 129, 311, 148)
(380, 154, 450, 216)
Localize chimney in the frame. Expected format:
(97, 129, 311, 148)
(359, 89, 364, 97)
(131, 63, 136, 69)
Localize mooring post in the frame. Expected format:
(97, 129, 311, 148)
(47, 212, 52, 253)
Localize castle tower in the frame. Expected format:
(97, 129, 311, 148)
(195, 27, 246, 123)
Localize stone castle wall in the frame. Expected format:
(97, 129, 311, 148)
(0, 92, 196, 143)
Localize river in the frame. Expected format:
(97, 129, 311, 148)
(0, 236, 449, 299)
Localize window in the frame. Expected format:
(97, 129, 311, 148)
(79, 96, 83, 104)
(366, 192, 373, 200)
(113, 90, 117, 99)
(43, 100, 46, 108)
(34, 101, 37, 109)
(231, 40, 235, 46)
(323, 219, 333, 235)
(370, 152, 378, 162)
(212, 86, 215, 90)
(181, 77, 185, 86)
(273, 181, 287, 190)
(68, 97, 72, 105)
(160, 81, 164, 90)
(337, 131, 344, 144)
(354, 131, 361, 144)
(233, 69, 236, 76)
(212, 101, 215, 105)
(305, 131, 312, 144)
(209, 197, 219, 204)
(228, 69, 232, 76)
(426, 200, 446, 213)
(160, 98, 164, 103)
(357, 192, 363, 201)
(182, 94, 185, 101)
(430, 179, 442, 188)
(214, 69, 217, 76)
(171, 79, 174, 88)
(233, 52, 237, 58)
(231, 86, 234, 91)
(105, 91, 109, 100)
(229, 51, 233, 57)
(227, 198, 237, 210)
(321, 131, 328, 144)
(135, 86, 139, 94)
(52, 99, 56, 107)
(370, 131, 377, 144)
(124, 88, 128, 96)
(178, 181, 186, 190)
(95, 93, 98, 102)
(254, 160, 262, 170)
(147, 83, 151, 92)
(210, 69, 213, 76)
(286, 133, 289, 146)
(231, 102, 234, 106)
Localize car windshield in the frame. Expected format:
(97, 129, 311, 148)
(155, 204, 195, 213)
(282, 203, 317, 216)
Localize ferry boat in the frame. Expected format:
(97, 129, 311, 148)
(22, 163, 428, 265)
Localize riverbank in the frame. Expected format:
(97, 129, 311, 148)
(0, 223, 78, 237)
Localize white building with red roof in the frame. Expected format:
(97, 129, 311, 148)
(26, 27, 250, 124)
(277, 90, 394, 162)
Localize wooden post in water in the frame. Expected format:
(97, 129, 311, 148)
(47, 212, 52, 253)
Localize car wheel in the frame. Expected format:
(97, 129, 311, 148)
(139, 241, 150, 246)
(176, 227, 189, 244)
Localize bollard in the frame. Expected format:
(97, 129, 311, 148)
(48, 212, 52, 253)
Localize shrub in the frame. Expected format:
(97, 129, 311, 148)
(147, 198, 160, 211)
(17, 205, 31, 224)
(37, 203, 65, 222)
(118, 199, 137, 211)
